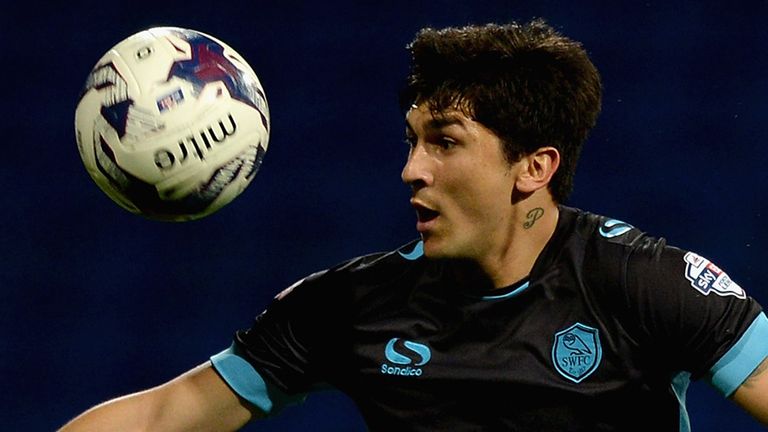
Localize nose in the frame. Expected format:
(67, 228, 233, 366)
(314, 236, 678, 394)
(401, 144, 433, 189)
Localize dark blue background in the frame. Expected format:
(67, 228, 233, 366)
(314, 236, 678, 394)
(2, 1, 766, 430)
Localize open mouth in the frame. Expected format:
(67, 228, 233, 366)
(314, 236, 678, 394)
(413, 203, 439, 223)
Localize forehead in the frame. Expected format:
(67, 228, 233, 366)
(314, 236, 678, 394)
(405, 104, 473, 132)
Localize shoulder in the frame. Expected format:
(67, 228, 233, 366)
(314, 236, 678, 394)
(558, 206, 664, 267)
(560, 205, 652, 247)
(273, 239, 428, 302)
(571, 207, 724, 294)
(556, 206, 671, 297)
(331, 239, 425, 274)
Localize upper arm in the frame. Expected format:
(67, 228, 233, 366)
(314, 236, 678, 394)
(706, 311, 768, 426)
(731, 356, 768, 426)
(619, 242, 768, 427)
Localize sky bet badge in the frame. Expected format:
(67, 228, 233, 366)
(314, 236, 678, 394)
(683, 252, 746, 298)
(552, 323, 603, 383)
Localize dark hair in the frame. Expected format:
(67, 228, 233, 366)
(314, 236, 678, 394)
(400, 19, 602, 203)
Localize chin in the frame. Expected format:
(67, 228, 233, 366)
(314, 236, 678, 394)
(420, 235, 461, 260)
(420, 236, 440, 258)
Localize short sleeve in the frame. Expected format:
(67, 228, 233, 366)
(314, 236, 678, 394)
(706, 312, 768, 396)
(227, 268, 350, 396)
(622, 241, 765, 384)
(210, 344, 308, 415)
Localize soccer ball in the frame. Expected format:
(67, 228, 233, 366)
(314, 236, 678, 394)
(75, 27, 269, 221)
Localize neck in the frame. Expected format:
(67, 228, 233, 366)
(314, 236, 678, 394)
(458, 198, 560, 289)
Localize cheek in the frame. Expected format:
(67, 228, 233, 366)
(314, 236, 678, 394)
(450, 176, 513, 219)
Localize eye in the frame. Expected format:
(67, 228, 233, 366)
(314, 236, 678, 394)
(437, 136, 456, 149)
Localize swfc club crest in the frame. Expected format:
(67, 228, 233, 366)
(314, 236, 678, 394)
(552, 323, 602, 383)
(683, 252, 746, 298)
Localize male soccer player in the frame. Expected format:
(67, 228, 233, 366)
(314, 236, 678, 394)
(60, 19, 768, 431)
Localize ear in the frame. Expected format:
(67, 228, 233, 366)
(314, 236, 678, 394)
(515, 147, 560, 194)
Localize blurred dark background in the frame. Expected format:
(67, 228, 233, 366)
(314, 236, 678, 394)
(1, 1, 766, 430)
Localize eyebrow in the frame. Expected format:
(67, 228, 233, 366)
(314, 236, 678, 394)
(405, 113, 468, 134)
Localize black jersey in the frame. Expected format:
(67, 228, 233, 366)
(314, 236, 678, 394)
(211, 206, 768, 431)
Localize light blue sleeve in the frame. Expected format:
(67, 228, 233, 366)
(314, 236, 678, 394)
(210, 344, 308, 416)
(706, 312, 768, 397)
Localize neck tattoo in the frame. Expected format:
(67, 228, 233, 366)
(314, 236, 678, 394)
(523, 207, 544, 229)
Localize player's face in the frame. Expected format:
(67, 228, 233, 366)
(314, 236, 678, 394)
(402, 104, 519, 260)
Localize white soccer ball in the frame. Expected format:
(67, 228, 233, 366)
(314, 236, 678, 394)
(75, 27, 269, 221)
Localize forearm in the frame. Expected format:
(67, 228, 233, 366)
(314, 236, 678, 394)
(59, 362, 258, 432)
(59, 389, 158, 432)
